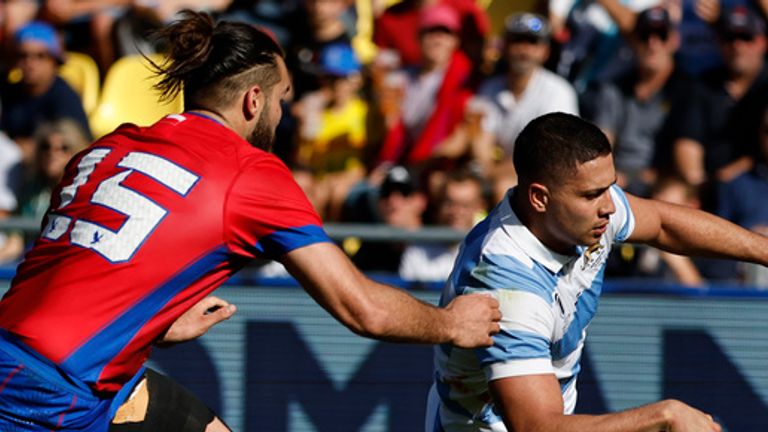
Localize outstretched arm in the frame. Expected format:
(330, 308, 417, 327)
(281, 242, 501, 347)
(490, 373, 720, 432)
(626, 193, 768, 266)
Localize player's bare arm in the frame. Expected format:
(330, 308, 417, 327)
(281, 242, 501, 347)
(156, 296, 237, 346)
(626, 193, 768, 267)
(489, 373, 721, 432)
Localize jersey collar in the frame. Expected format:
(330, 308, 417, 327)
(500, 188, 574, 274)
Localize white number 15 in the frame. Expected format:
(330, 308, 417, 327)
(42, 148, 200, 263)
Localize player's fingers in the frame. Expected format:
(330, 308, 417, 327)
(482, 335, 495, 347)
(203, 304, 236, 325)
(491, 307, 502, 322)
(198, 295, 228, 309)
(489, 322, 501, 335)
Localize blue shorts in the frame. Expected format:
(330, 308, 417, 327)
(0, 330, 128, 432)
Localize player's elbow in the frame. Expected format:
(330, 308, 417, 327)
(344, 301, 390, 339)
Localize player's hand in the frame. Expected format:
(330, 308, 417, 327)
(444, 293, 501, 348)
(661, 399, 722, 432)
(156, 296, 236, 347)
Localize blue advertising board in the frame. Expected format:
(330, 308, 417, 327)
(146, 284, 768, 431)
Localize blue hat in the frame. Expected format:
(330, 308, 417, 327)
(319, 43, 361, 77)
(15, 21, 64, 63)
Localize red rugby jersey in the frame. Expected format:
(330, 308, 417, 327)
(0, 113, 329, 393)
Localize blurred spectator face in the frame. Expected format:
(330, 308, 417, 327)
(328, 74, 361, 102)
(632, 7, 679, 71)
(420, 27, 460, 68)
(13, 22, 63, 91)
(39, 131, 74, 181)
(378, 166, 426, 229)
(720, 33, 766, 76)
(378, 189, 426, 229)
(16, 40, 57, 87)
(717, 7, 766, 77)
(503, 13, 550, 76)
(437, 179, 485, 230)
(419, 4, 460, 69)
(34, 120, 88, 183)
(305, 0, 348, 27)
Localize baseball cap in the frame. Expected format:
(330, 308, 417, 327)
(718, 6, 765, 39)
(14, 21, 65, 64)
(504, 12, 551, 42)
(635, 6, 673, 39)
(419, 4, 461, 33)
(380, 165, 416, 197)
(319, 43, 361, 77)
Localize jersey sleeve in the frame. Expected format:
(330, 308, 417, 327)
(467, 254, 557, 382)
(608, 184, 635, 243)
(225, 155, 331, 259)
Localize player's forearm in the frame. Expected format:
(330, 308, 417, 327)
(357, 279, 457, 343)
(511, 400, 715, 432)
(283, 242, 498, 347)
(651, 200, 768, 267)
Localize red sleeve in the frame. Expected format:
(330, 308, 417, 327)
(224, 154, 330, 259)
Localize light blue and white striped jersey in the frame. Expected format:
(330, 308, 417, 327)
(427, 185, 635, 432)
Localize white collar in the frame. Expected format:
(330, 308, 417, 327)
(498, 188, 575, 274)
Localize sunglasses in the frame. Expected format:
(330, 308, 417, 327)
(420, 26, 456, 36)
(506, 34, 546, 45)
(40, 142, 72, 153)
(723, 32, 757, 42)
(17, 50, 52, 61)
(638, 29, 669, 42)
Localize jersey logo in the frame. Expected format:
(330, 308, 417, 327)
(42, 148, 200, 263)
(581, 243, 607, 271)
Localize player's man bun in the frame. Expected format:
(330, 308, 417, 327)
(149, 9, 284, 107)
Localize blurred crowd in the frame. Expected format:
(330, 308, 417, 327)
(1, 0, 768, 288)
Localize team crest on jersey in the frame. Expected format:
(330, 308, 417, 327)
(581, 242, 607, 271)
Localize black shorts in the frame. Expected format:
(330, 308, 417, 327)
(109, 368, 219, 432)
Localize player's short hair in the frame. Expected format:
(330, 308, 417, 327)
(513, 112, 612, 186)
(150, 10, 284, 110)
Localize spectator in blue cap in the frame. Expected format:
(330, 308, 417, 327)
(1, 20, 92, 165)
(293, 41, 369, 221)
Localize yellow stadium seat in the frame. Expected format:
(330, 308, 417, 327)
(59, 51, 100, 115)
(89, 54, 184, 139)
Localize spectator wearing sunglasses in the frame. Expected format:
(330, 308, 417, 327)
(0, 21, 92, 160)
(665, 5, 768, 281)
(587, 6, 690, 197)
(468, 13, 578, 198)
(671, 6, 767, 195)
(0, 118, 90, 262)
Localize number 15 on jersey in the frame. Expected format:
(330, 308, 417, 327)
(42, 147, 200, 263)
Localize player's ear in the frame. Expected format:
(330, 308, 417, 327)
(242, 85, 263, 121)
(529, 182, 549, 213)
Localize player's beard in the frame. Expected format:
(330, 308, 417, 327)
(247, 103, 276, 152)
